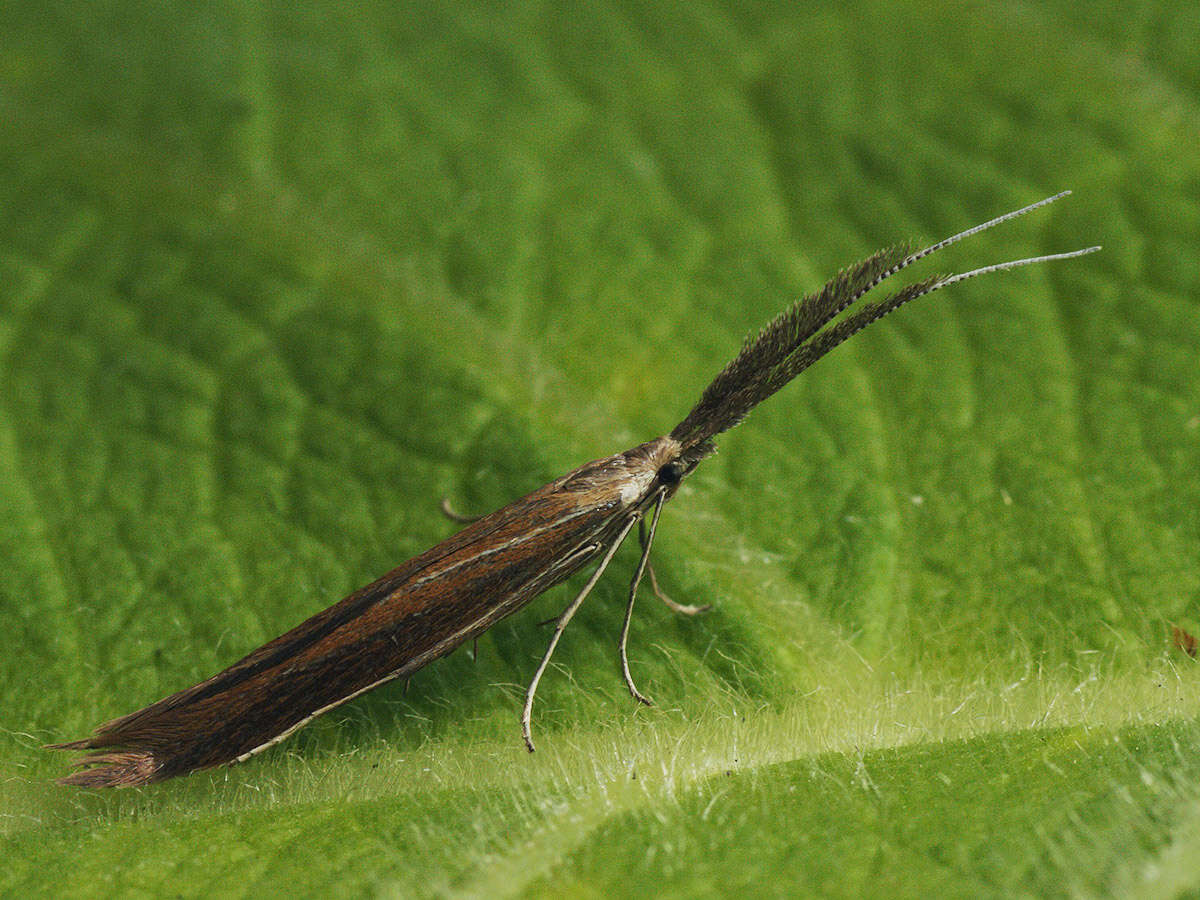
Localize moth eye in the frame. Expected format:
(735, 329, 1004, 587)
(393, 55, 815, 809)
(657, 461, 684, 486)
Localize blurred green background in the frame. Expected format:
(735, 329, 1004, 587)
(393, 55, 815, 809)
(2, 1, 1199, 896)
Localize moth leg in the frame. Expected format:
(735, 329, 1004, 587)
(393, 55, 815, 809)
(620, 491, 668, 707)
(440, 497, 481, 524)
(522, 514, 641, 752)
(638, 521, 712, 616)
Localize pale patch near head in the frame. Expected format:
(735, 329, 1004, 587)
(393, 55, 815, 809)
(619, 467, 655, 506)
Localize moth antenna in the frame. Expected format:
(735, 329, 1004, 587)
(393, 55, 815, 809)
(671, 192, 1093, 451)
(919, 245, 1101, 292)
(820, 191, 1076, 330)
(868, 191, 1074, 291)
(784, 245, 1102, 382)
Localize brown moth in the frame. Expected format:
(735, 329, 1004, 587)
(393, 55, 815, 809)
(49, 192, 1098, 786)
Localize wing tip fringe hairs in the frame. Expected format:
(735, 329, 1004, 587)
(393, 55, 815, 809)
(45, 727, 166, 787)
(48, 746, 163, 788)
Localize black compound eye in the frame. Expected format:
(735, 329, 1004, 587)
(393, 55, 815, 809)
(657, 461, 684, 486)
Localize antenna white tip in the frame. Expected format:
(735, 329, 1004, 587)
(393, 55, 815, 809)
(934, 245, 1101, 291)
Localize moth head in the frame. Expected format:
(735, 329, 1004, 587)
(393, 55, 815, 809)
(618, 436, 715, 509)
(654, 438, 713, 490)
(655, 459, 684, 487)
(569, 436, 697, 510)
(619, 436, 686, 501)
(558, 436, 704, 508)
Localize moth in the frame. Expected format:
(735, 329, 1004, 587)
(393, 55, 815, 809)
(50, 192, 1098, 786)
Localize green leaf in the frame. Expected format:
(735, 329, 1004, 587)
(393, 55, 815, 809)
(2, 0, 1199, 896)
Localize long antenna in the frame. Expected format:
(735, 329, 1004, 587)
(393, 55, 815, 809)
(880, 191, 1074, 284)
(784, 245, 1103, 382)
(823, 191, 1076, 329)
(671, 193, 1099, 452)
(924, 245, 1101, 292)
